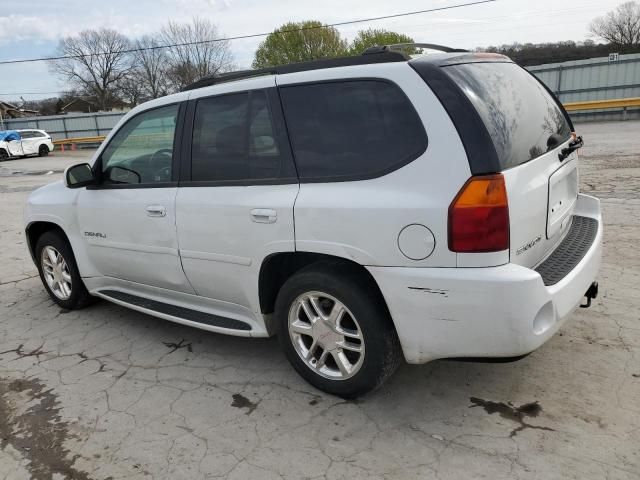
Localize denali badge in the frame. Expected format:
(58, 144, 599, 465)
(516, 235, 541, 255)
(84, 231, 107, 239)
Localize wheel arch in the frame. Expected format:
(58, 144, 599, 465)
(25, 221, 71, 263)
(258, 251, 392, 319)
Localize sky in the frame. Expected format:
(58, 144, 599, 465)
(0, 0, 627, 101)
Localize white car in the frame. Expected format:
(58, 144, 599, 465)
(24, 46, 601, 397)
(0, 129, 54, 160)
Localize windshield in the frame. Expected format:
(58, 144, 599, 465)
(444, 62, 572, 169)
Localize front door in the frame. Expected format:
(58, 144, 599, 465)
(77, 102, 194, 294)
(6, 138, 24, 156)
(176, 83, 299, 313)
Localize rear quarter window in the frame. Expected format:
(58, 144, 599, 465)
(279, 80, 427, 181)
(444, 62, 571, 169)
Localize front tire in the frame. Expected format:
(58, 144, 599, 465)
(275, 263, 402, 398)
(35, 231, 94, 309)
(0, 149, 8, 161)
(38, 145, 50, 157)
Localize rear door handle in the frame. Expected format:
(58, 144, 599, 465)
(251, 208, 277, 224)
(146, 205, 166, 217)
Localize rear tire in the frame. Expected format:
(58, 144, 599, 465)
(38, 145, 49, 157)
(35, 231, 94, 309)
(275, 262, 402, 398)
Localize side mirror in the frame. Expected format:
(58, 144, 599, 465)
(64, 163, 96, 189)
(105, 166, 141, 184)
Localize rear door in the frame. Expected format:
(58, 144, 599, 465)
(20, 131, 40, 155)
(176, 79, 298, 313)
(443, 62, 578, 267)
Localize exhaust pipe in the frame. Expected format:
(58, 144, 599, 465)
(580, 281, 598, 308)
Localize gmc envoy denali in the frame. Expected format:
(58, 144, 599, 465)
(25, 45, 601, 397)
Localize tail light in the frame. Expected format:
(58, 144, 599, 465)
(448, 174, 509, 253)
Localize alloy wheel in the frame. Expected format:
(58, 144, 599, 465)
(288, 291, 365, 380)
(41, 246, 72, 300)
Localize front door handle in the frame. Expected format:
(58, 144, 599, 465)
(251, 208, 277, 224)
(146, 205, 166, 217)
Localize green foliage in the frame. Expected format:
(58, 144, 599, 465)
(252, 21, 348, 69)
(348, 28, 416, 55)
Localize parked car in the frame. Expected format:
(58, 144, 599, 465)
(0, 129, 54, 160)
(24, 45, 601, 398)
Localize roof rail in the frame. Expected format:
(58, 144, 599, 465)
(363, 43, 469, 54)
(183, 50, 409, 91)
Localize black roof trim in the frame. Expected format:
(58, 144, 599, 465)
(409, 60, 501, 175)
(183, 51, 409, 91)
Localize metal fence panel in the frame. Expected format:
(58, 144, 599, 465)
(2, 112, 126, 140)
(528, 53, 640, 121)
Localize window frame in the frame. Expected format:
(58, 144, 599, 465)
(180, 87, 298, 187)
(88, 102, 186, 190)
(278, 77, 429, 184)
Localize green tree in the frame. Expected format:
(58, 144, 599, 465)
(252, 21, 348, 68)
(349, 28, 417, 55)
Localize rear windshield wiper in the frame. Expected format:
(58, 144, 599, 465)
(558, 135, 584, 162)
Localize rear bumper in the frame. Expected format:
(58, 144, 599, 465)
(368, 194, 602, 364)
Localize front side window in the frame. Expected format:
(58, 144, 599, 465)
(101, 104, 179, 185)
(191, 90, 283, 182)
(280, 80, 428, 180)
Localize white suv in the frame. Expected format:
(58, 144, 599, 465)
(0, 129, 54, 160)
(24, 46, 602, 397)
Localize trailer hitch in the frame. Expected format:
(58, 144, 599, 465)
(580, 281, 599, 308)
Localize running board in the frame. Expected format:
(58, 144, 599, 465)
(98, 290, 252, 331)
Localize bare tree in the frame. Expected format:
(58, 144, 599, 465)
(51, 29, 132, 110)
(589, 1, 640, 47)
(132, 35, 172, 99)
(160, 18, 235, 90)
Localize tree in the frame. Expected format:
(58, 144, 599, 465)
(348, 28, 417, 55)
(132, 35, 171, 100)
(51, 29, 132, 110)
(252, 21, 348, 68)
(161, 18, 235, 90)
(589, 1, 640, 48)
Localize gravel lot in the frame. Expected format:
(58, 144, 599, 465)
(1, 124, 639, 480)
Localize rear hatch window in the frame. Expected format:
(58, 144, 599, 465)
(443, 62, 572, 170)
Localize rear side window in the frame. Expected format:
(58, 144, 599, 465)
(280, 80, 427, 181)
(444, 62, 571, 169)
(191, 90, 286, 182)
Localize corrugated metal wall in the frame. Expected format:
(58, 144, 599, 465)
(1, 112, 125, 140)
(528, 53, 640, 121)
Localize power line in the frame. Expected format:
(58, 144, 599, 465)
(0, 0, 497, 66)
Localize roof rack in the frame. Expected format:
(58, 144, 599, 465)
(363, 43, 469, 54)
(183, 50, 409, 91)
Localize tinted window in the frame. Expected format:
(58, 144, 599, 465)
(280, 80, 427, 180)
(191, 90, 283, 182)
(20, 131, 34, 139)
(444, 63, 571, 169)
(101, 104, 178, 184)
